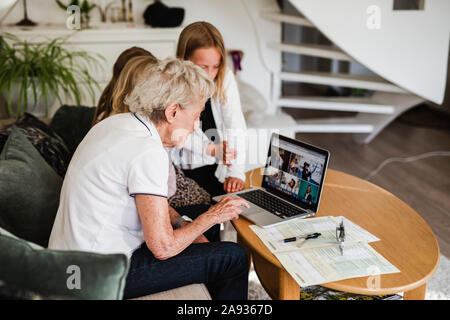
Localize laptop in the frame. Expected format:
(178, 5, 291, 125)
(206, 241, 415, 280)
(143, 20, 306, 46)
(213, 133, 330, 228)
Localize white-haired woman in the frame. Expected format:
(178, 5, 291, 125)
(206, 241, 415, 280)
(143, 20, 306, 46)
(49, 57, 250, 300)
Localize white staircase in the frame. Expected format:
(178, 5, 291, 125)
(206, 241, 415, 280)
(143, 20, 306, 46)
(279, 71, 408, 93)
(259, 0, 449, 143)
(268, 42, 355, 62)
(278, 96, 395, 114)
(261, 11, 314, 27)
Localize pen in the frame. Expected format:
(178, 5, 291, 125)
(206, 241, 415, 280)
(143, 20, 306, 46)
(283, 232, 321, 243)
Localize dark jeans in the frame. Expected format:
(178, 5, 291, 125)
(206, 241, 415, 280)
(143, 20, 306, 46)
(183, 164, 225, 197)
(123, 241, 249, 300)
(175, 204, 220, 242)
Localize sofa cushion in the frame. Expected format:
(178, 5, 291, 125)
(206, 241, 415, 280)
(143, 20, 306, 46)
(50, 105, 96, 157)
(0, 127, 62, 247)
(0, 113, 71, 177)
(0, 226, 130, 300)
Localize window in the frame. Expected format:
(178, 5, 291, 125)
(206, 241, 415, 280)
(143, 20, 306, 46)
(393, 0, 425, 10)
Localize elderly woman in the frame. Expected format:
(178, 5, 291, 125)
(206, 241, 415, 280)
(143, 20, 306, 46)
(48, 58, 250, 300)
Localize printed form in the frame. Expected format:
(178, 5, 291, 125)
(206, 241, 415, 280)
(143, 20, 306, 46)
(250, 216, 400, 287)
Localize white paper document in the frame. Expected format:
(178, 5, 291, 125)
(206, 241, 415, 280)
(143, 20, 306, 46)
(275, 242, 400, 287)
(250, 216, 379, 253)
(250, 216, 400, 287)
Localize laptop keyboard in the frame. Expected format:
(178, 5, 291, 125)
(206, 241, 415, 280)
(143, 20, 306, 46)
(238, 189, 307, 219)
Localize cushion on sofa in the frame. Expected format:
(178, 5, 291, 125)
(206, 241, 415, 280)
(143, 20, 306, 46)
(0, 113, 71, 177)
(0, 226, 130, 300)
(50, 105, 96, 156)
(0, 127, 62, 247)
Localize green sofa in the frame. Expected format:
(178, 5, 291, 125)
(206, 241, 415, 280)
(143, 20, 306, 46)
(0, 106, 210, 300)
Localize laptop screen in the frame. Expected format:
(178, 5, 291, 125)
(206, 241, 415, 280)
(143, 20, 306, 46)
(262, 134, 329, 213)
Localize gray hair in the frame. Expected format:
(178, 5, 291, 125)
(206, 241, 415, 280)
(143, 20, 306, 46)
(124, 57, 215, 123)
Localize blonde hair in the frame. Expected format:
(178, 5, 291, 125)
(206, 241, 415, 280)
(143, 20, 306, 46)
(176, 21, 227, 103)
(93, 47, 157, 126)
(125, 57, 215, 123)
(109, 55, 158, 117)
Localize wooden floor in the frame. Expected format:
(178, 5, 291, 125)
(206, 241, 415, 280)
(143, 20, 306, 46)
(293, 108, 450, 259)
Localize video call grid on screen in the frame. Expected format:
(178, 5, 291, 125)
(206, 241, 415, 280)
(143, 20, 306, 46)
(264, 136, 327, 209)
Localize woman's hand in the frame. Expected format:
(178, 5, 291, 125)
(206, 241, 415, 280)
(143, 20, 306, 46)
(224, 177, 245, 194)
(204, 196, 249, 224)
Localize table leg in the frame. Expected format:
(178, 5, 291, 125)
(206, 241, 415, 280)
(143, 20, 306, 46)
(278, 270, 300, 300)
(251, 251, 300, 300)
(404, 283, 427, 300)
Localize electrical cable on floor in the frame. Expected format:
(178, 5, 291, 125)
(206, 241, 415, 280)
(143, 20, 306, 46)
(365, 151, 450, 181)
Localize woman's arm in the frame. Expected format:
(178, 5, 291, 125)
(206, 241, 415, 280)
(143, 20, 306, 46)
(168, 205, 209, 244)
(135, 194, 248, 260)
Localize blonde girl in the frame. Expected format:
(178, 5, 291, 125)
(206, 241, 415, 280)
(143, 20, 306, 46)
(93, 47, 157, 125)
(171, 21, 247, 196)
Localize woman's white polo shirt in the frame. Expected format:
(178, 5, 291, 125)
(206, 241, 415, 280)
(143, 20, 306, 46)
(48, 113, 168, 258)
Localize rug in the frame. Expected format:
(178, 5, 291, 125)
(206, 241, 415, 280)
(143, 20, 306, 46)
(425, 254, 450, 300)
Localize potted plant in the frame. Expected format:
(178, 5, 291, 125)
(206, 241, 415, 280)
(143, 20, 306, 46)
(0, 33, 104, 118)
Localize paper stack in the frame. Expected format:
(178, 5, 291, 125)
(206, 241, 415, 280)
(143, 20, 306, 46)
(250, 216, 400, 287)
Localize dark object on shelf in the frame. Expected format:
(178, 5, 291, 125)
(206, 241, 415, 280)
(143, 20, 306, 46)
(15, 0, 36, 26)
(276, 0, 284, 10)
(143, 0, 184, 28)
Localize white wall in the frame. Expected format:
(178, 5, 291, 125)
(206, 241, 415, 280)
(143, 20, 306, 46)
(290, 0, 450, 104)
(1, 0, 281, 107)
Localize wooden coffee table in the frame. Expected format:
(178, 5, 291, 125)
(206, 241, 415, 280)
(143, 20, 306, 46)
(232, 168, 440, 300)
